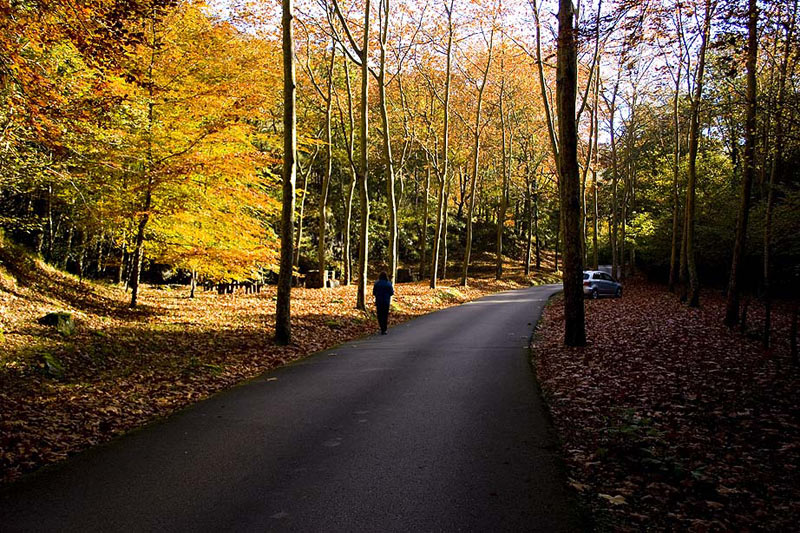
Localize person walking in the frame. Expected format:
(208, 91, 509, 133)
(373, 272, 394, 335)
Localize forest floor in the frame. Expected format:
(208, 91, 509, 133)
(532, 279, 799, 531)
(0, 242, 561, 483)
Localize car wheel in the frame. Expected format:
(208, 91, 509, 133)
(592, 288, 599, 299)
(615, 287, 622, 298)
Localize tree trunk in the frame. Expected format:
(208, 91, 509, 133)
(534, 180, 541, 269)
(45, 185, 54, 261)
(668, 70, 682, 292)
(684, 0, 712, 308)
(556, 0, 585, 346)
(355, 1, 371, 311)
(117, 239, 126, 285)
(420, 167, 430, 279)
(608, 84, 620, 281)
(430, 170, 446, 288)
(461, 27, 493, 287)
(129, 197, 150, 307)
(294, 151, 314, 267)
(378, 0, 398, 281)
(763, 0, 795, 345)
(620, 172, 627, 280)
(341, 57, 357, 286)
(62, 215, 74, 269)
(276, 0, 297, 344)
(318, 54, 333, 281)
(190, 269, 197, 299)
(525, 180, 532, 276)
(429, 6, 453, 289)
(724, 0, 757, 326)
(343, 170, 356, 285)
(496, 78, 509, 281)
(591, 72, 600, 271)
(441, 184, 449, 280)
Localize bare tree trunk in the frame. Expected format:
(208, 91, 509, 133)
(461, 26, 493, 287)
(592, 71, 600, 271)
(190, 269, 197, 299)
(557, 0, 585, 346)
(62, 221, 74, 270)
(724, 0, 758, 326)
(496, 77, 508, 281)
(605, 76, 620, 280)
(45, 185, 54, 261)
(294, 150, 315, 267)
(525, 179, 532, 276)
(678, 201, 689, 301)
(117, 239, 126, 285)
(343, 170, 356, 285)
(667, 8, 685, 291)
(420, 167, 430, 279)
(668, 65, 682, 291)
(620, 169, 627, 280)
(129, 193, 149, 307)
(276, 0, 297, 343)
(318, 51, 334, 284)
(685, 0, 713, 308)
(441, 182, 449, 280)
(534, 178, 541, 269)
(430, 170, 446, 288)
(355, 2, 371, 310)
(378, 0, 398, 281)
(763, 0, 795, 346)
(338, 57, 358, 286)
(430, 2, 453, 289)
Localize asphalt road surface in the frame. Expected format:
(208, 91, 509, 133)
(1, 284, 585, 532)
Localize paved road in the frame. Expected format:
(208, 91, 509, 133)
(1, 284, 584, 532)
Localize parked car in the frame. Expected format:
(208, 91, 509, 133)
(583, 270, 622, 299)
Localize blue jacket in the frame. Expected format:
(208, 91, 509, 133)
(372, 279, 394, 306)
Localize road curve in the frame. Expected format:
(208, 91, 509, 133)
(1, 284, 585, 532)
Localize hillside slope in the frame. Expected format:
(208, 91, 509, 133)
(1, 237, 561, 482)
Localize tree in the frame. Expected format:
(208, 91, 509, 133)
(682, 0, 714, 308)
(276, 0, 297, 344)
(556, 0, 586, 346)
(461, 24, 494, 287)
(429, 0, 454, 289)
(763, 0, 797, 345)
(301, 31, 336, 286)
(724, 0, 758, 326)
(377, 0, 399, 282)
(331, 0, 372, 310)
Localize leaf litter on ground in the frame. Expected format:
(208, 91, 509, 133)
(531, 279, 799, 532)
(0, 254, 561, 483)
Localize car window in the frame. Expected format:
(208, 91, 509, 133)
(583, 273, 589, 280)
(600, 273, 612, 281)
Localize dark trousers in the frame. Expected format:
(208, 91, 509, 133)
(376, 302, 390, 333)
